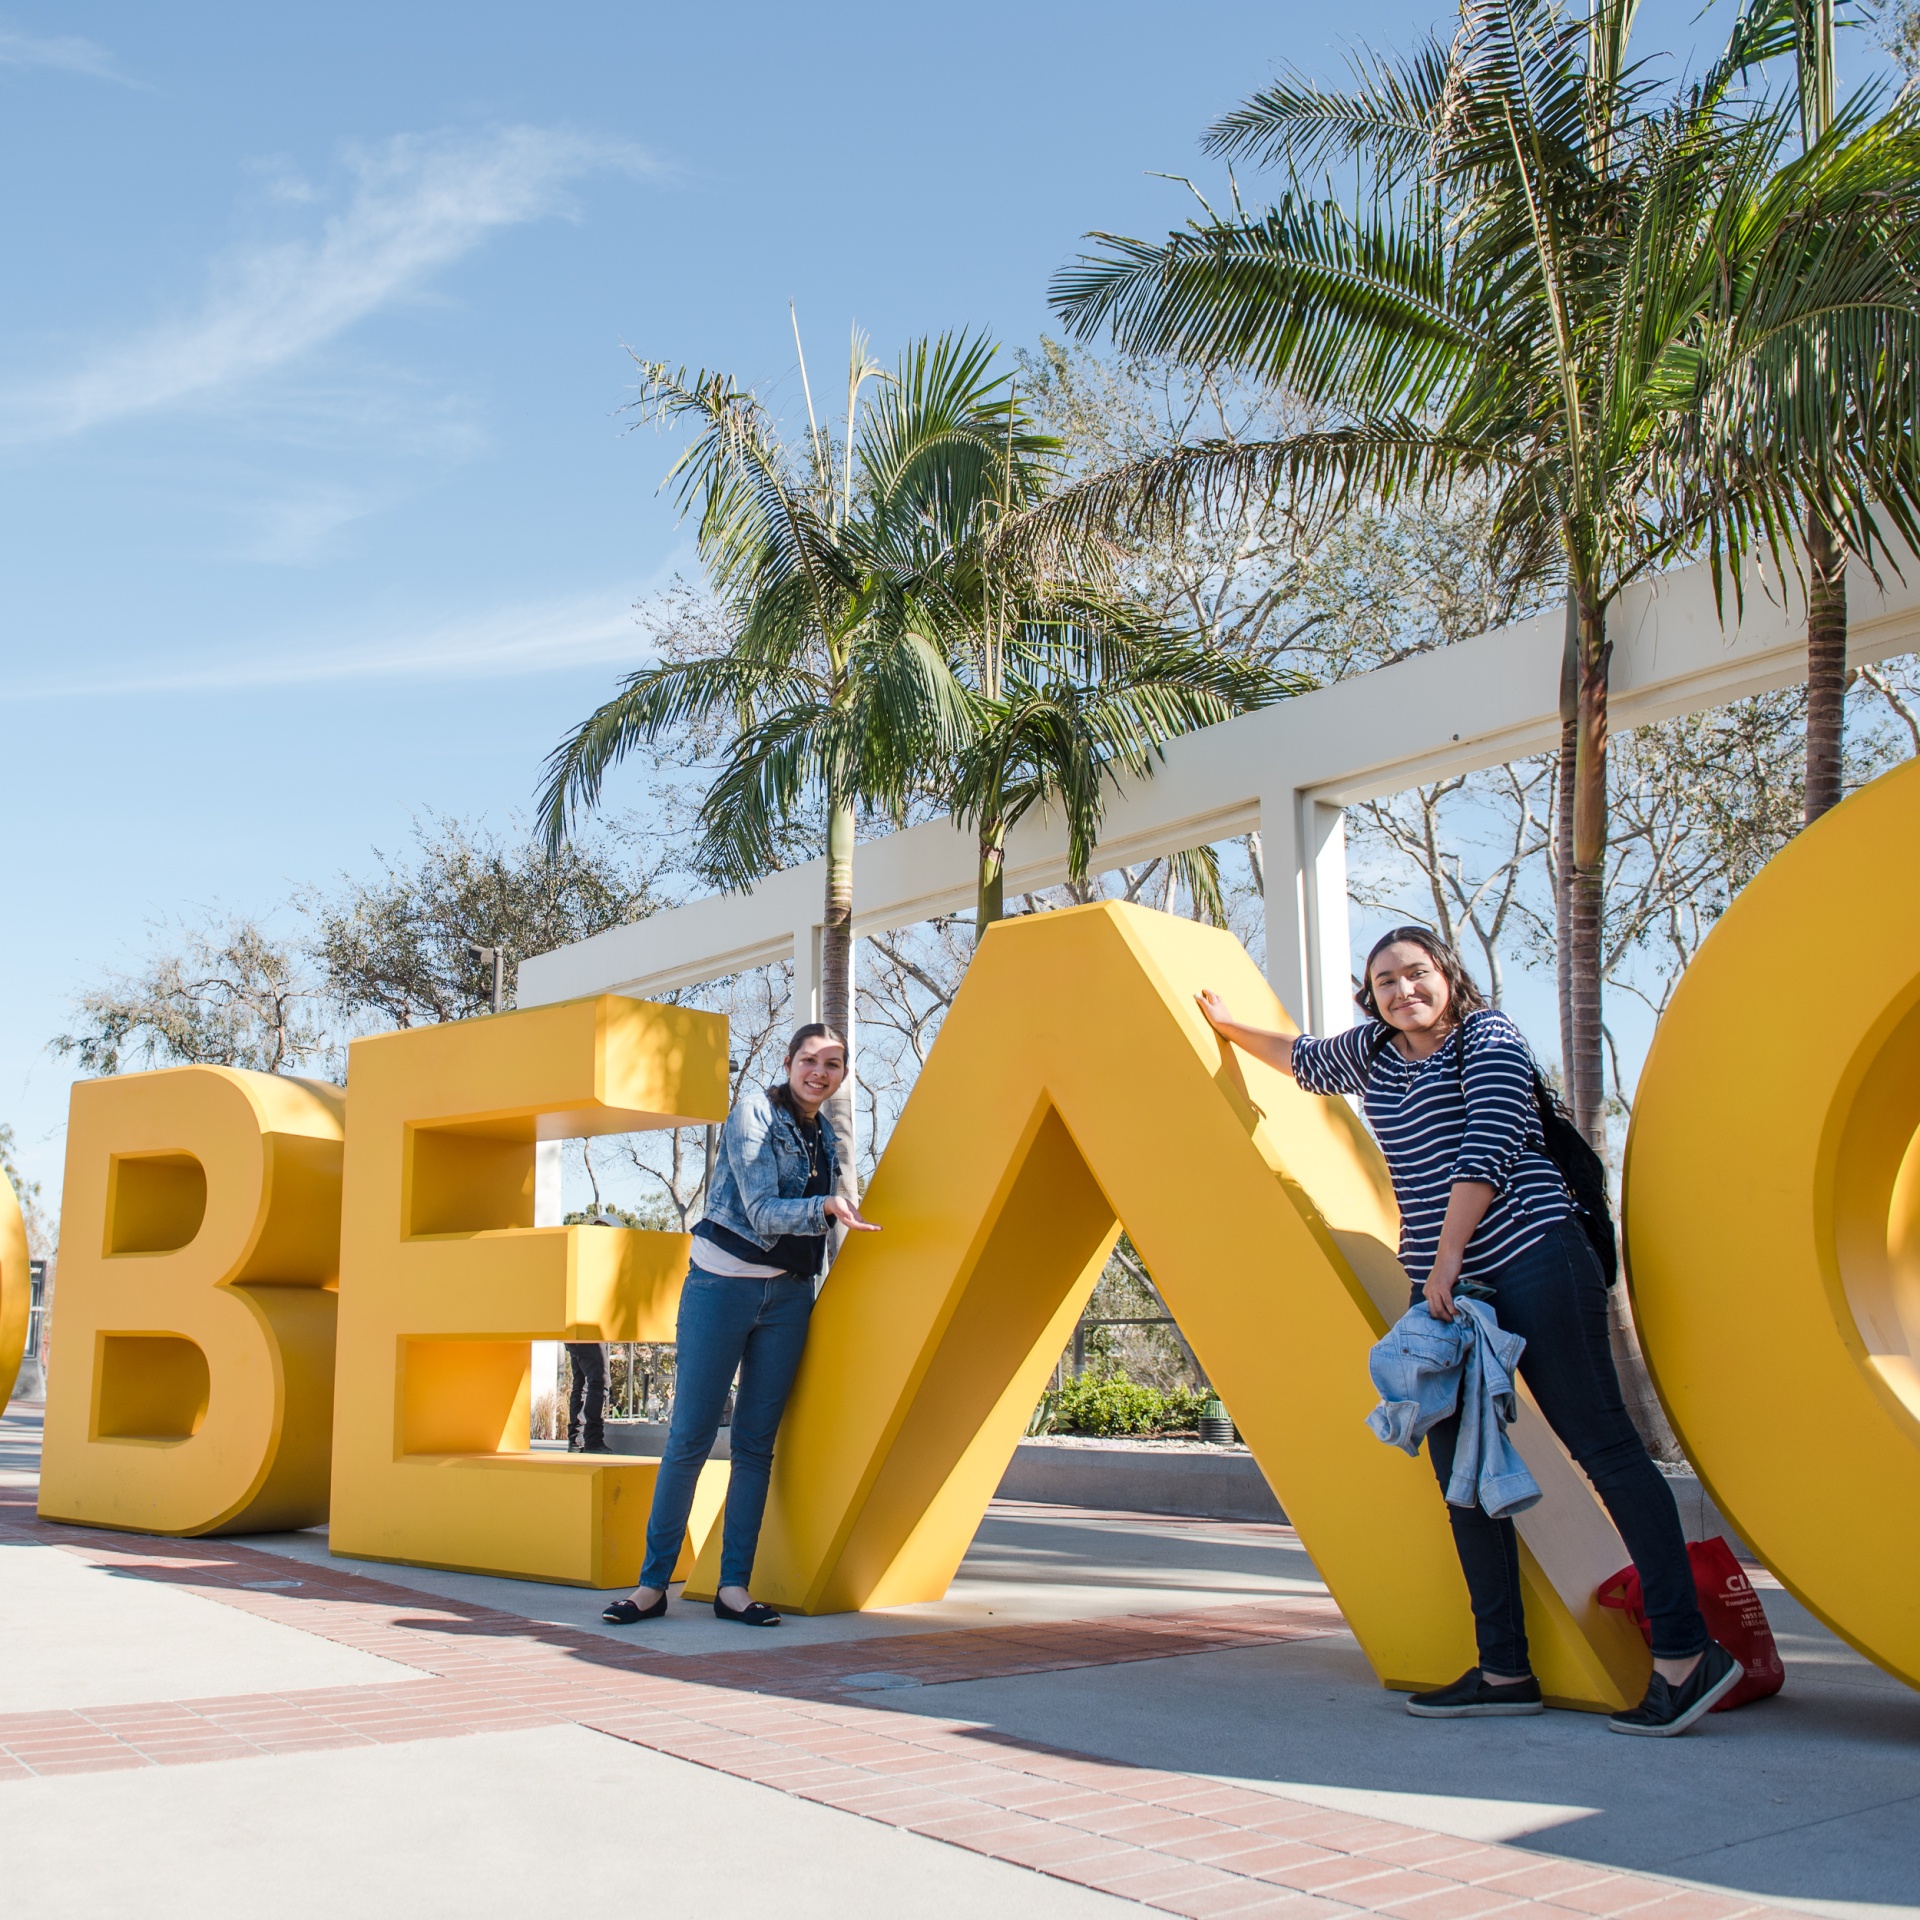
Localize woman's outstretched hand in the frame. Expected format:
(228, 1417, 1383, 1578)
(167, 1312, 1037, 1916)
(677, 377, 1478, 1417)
(1195, 988, 1299, 1078)
(1196, 988, 1234, 1032)
(824, 1195, 881, 1233)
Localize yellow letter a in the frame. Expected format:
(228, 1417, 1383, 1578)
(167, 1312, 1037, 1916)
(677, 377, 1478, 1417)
(724, 902, 1650, 1709)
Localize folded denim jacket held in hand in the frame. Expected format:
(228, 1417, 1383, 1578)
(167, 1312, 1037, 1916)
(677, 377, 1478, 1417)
(1364, 1299, 1541, 1519)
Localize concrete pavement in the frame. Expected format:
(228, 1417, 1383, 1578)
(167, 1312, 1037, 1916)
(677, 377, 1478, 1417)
(238, 1497, 1336, 1654)
(2, 1404, 1913, 1920)
(873, 1591, 1920, 1917)
(0, 1722, 1142, 1919)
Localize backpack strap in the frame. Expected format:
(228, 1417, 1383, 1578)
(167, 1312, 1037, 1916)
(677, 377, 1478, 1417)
(1455, 1013, 1618, 1285)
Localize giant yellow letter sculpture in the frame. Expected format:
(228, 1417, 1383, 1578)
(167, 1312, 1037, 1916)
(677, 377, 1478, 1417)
(0, 1162, 30, 1412)
(328, 996, 730, 1587)
(39, 1067, 344, 1535)
(689, 902, 1651, 1708)
(1626, 755, 1920, 1688)
(33, 778, 1920, 1703)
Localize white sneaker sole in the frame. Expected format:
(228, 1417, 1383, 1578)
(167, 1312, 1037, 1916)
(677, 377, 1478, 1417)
(1608, 1650, 1744, 1736)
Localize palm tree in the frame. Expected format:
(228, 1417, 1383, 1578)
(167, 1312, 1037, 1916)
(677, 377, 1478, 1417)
(1046, 0, 1920, 1143)
(1728, 0, 1893, 822)
(940, 591, 1295, 936)
(891, 385, 1300, 936)
(538, 330, 1023, 1154)
(1792, 0, 1848, 821)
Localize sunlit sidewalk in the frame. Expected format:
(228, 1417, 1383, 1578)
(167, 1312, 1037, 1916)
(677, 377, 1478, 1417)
(1, 1404, 1913, 1920)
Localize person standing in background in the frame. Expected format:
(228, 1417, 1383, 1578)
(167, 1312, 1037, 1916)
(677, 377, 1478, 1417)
(565, 1340, 608, 1452)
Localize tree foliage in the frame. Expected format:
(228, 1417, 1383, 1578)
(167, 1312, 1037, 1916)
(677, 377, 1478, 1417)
(1047, 0, 1920, 1138)
(539, 330, 1028, 1170)
(51, 916, 330, 1078)
(53, 817, 662, 1086)
(1887, 0, 1920, 78)
(306, 815, 663, 1030)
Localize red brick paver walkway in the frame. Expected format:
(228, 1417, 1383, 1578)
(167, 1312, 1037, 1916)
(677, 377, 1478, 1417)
(0, 1494, 1803, 1920)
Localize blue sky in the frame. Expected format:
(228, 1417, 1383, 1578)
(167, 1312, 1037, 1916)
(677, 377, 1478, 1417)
(0, 1, 1867, 1208)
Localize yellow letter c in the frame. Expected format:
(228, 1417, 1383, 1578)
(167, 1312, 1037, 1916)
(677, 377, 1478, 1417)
(1626, 756, 1920, 1687)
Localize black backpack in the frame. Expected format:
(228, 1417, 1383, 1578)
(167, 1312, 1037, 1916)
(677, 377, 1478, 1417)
(1364, 1019, 1618, 1285)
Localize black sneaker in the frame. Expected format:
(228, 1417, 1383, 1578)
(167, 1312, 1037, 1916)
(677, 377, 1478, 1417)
(1406, 1669, 1543, 1717)
(1608, 1642, 1742, 1737)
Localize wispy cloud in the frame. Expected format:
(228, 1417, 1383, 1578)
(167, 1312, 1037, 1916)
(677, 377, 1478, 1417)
(239, 481, 398, 565)
(0, 585, 681, 702)
(2, 125, 657, 440)
(0, 25, 133, 84)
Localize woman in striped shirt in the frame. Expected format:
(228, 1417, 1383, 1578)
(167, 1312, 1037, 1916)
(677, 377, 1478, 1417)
(1198, 926, 1737, 1738)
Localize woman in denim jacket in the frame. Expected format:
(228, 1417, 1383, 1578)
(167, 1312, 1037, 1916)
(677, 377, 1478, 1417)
(603, 1024, 877, 1628)
(1199, 928, 1738, 1738)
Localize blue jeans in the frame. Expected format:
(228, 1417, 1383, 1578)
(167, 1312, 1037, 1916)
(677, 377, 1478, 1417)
(638, 1266, 814, 1592)
(1423, 1219, 1709, 1671)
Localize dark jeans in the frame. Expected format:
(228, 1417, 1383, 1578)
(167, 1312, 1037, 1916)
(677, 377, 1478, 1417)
(565, 1342, 606, 1449)
(1423, 1219, 1708, 1672)
(638, 1267, 814, 1592)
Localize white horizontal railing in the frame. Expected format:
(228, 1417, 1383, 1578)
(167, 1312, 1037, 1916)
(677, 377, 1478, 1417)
(519, 546, 1920, 1036)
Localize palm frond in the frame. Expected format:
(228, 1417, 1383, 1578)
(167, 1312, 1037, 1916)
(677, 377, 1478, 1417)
(537, 654, 813, 851)
(1169, 845, 1229, 926)
(860, 331, 1058, 534)
(1010, 423, 1508, 569)
(627, 359, 853, 626)
(1051, 196, 1496, 410)
(1204, 38, 1453, 183)
(693, 702, 833, 890)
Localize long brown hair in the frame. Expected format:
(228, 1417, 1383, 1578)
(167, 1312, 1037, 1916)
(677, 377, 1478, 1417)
(766, 1022, 848, 1123)
(1355, 926, 1487, 1031)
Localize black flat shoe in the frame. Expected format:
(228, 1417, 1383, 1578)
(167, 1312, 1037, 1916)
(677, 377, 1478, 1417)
(713, 1595, 782, 1627)
(1406, 1668, 1543, 1717)
(602, 1593, 667, 1625)
(1609, 1642, 1742, 1736)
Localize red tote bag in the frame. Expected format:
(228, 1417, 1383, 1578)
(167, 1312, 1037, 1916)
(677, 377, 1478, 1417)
(1597, 1536, 1785, 1710)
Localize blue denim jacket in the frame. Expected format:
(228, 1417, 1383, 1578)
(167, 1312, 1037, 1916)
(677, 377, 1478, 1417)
(1365, 1300, 1541, 1519)
(700, 1082, 840, 1252)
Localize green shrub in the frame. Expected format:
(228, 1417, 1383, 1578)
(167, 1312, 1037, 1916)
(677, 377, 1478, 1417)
(1036, 1370, 1210, 1437)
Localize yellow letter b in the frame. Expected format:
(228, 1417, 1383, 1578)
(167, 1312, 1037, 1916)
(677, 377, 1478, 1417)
(39, 1068, 345, 1535)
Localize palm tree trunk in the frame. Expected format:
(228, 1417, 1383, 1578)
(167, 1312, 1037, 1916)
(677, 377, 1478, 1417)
(820, 793, 858, 1196)
(1608, 1280, 1684, 1462)
(1569, 593, 1610, 1148)
(1555, 587, 1578, 1093)
(975, 813, 1006, 943)
(1804, 499, 1848, 823)
(1567, 591, 1678, 1460)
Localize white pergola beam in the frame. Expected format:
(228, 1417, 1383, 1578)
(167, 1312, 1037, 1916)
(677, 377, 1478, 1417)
(519, 546, 1920, 1038)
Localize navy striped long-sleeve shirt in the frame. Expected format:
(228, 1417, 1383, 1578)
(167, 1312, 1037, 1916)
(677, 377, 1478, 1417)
(1291, 1009, 1573, 1284)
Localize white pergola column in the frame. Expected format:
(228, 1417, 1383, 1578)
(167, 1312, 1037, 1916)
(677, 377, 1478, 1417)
(530, 1140, 565, 1432)
(1261, 790, 1354, 1036)
(1261, 790, 1309, 1027)
(1302, 796, 1355, 1036)
(794, 922, 820, 1023)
